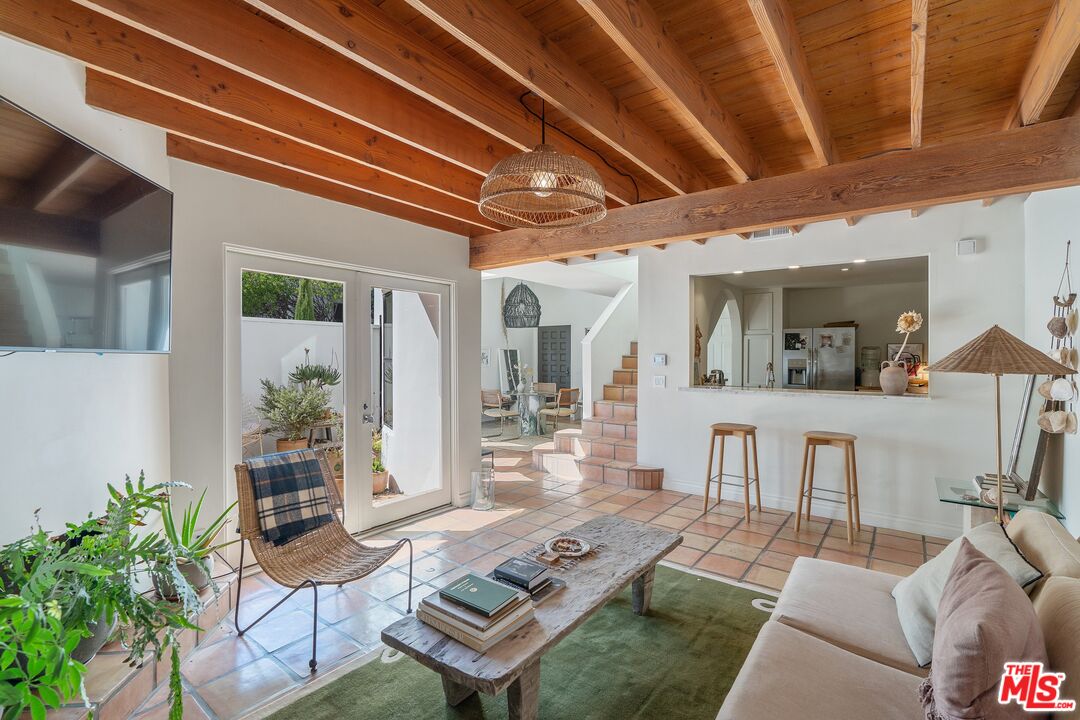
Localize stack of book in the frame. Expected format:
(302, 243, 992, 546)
(492, 556, 551, 595)
(418, 573, 534, 652)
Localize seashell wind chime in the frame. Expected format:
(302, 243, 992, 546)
(1038, 241, 1078, 434)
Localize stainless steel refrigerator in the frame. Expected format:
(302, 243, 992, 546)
(782, 327, 857, 391)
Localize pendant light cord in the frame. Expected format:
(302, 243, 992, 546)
(518, 91, 640, 204)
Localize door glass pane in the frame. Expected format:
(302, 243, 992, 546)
(371, 287, 442, 507)
(240, 270, 346, 516)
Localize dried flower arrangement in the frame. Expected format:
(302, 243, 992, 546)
(893, 310, 924, 361)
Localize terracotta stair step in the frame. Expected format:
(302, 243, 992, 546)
(621, 354, 638, 370)
(602, 384, 638, 402)
(612, 369, 637, 385)
(581, 417, 637, 440)
(591, 399, 637, 421)
(630, 341, 637, 356)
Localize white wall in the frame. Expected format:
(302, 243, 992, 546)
(1024, 187, 1080, 535)
(383, 291, 441, 494)
(480, 277, 611, 392)
(0, 38, 171, 542)
(169, 159, 481, 515)
(639, 201, 1028, 538)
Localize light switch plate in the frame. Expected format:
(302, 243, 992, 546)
(653, 375, 666, 388)
(652, 353, 667, 367)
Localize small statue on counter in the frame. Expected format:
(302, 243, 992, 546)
(766, 362, 775, 388)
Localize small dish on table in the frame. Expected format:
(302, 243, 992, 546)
(544, 536, 591, 558)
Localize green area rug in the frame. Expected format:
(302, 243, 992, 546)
(269, 566, 773, 720)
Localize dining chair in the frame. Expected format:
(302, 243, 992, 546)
(539, 388, 579, 434)
(534, 382, 558, 408)
(482, 389, 518, 437)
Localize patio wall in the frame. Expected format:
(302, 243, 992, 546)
(240, 317, 346, 424)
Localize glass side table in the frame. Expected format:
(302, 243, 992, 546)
(936, 477, 1064, 530)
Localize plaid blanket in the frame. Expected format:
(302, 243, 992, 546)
(245, 449, 334, 546)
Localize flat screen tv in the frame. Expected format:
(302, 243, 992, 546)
(0, 96, 172, 353)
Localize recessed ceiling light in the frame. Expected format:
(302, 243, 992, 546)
(788, 265, 800, 269)
(841, 267, 850, 272)
(732, 270, 744, 274)
(853, 258, 867, 263)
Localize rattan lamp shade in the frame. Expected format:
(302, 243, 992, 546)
(479, 144, 607, 229)
(927, 325, 1074, 376)
(502, 282, 542, 328)
(927, 325, 1074, 523)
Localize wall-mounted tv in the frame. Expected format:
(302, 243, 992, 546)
(0, 96, 172, 353)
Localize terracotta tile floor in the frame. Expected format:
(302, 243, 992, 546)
(128, 447, 949, 720)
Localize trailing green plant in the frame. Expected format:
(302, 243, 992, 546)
(160, 490, 238, 562)
(257, 379, 332, 441)
(0, 474, 203, 720)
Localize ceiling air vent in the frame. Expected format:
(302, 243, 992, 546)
(747, 227, 792, 241)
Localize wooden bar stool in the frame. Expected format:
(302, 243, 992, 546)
(703, 423, 761, 522)
(796, 431, 861, 543)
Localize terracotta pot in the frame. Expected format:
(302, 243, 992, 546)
(879, 360, 909, 396)
(373, 470, 389, 495)
(276, 437, 309, 452)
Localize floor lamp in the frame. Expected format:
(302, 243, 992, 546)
(927, 325, 1074, 523)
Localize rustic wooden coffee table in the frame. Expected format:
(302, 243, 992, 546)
(381, 515, 682, 719)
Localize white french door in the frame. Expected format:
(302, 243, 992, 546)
(225, 250, 453, 535)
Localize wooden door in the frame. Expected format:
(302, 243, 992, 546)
(538, 325, 572, 389)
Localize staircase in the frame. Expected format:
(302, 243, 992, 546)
(532, 341, 664, 490)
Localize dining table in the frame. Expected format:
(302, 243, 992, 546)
(508, 388, 556, 437)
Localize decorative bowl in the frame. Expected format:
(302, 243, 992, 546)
(544, 536, 591, 558)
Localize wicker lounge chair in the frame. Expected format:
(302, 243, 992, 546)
(233, 451, 413, 673)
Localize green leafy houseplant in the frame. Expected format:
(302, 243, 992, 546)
(289, 355, 341, 391)
(0, 474, 203, 720)
(256, 379, 332, 441)
(154, 490, 238, 600)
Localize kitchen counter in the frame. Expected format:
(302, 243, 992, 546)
(679, 385, 929, 400)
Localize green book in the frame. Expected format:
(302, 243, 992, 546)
(439, 573, 520, 618)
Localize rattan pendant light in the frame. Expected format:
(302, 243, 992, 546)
(479, 99, 607, 229)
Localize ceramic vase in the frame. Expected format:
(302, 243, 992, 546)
(879, 360, 909, 396)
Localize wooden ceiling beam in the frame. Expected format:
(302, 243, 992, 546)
(844, 216, 859, 227)
(910, 0, 928, 148)
(470, 115, 1080, 269)
(402, 0, 709, 195)
(0, 203, 99, 254)
(86, 72, 497, 232)
(68, 0, 509, 178)
(166, 136, 478, 237)
(244, 0, 637, 206)
(0, 0, 485, 206)
(1004, 0, 1080, 129)
(747, 0, 838, 166)
(577, 0, 765, 182)
(93, 175, 157, 219)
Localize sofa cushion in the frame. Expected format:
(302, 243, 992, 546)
(772, 557, 924, 676)
(1032, 576, 1080, 707)
(892, 521, 1042, 667)
(716, 621, 924, 720)
(1008, 509, 1080, 599)
(919, 539, 1047, 720)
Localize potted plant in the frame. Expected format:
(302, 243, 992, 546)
(372, 457, 389, 495)
(153, 489, 238, 599)
(257, 378, 332, 451)
(0, 474, 202, 720)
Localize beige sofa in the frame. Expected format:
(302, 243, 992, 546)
(717, 510, 1080, 720)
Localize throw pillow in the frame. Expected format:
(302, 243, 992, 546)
(919, 539, 1048, 720)
(1007, 509, 1080, 599)
(893, 521, 1042, 666)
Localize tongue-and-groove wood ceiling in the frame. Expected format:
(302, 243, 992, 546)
(2, 0, 1078, 267)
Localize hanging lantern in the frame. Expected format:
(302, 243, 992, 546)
(479, 98, 606, 229)
(502, 282, 542, 328)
